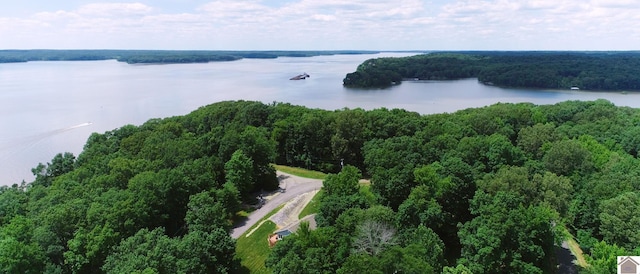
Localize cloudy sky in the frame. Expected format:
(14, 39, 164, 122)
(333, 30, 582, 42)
(1, 0, 639, 50)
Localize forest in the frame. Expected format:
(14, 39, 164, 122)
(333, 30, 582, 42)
(2, 99, 640, 273)
(0, 50, 378, 64)
(343, 51, 640, 91)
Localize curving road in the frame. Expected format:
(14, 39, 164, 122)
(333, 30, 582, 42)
(230, 171, 323, 239)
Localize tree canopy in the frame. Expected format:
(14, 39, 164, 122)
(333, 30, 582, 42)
(2, 99, 640, 273)
(344, 52, 640, 91)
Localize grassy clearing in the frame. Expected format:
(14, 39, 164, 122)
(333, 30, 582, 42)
(272, 164, 327, 180)
(236, 220, 276, 274)
(298, 190, 323, 219)
(566, 237, 589, 268)
(562, 228, 589, 268)
(235, 205, 283, 274)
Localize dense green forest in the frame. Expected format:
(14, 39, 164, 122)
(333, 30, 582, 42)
(2, 99, 640, 273)
(343, 51, 640, 91)
(0, 50, 378, 64)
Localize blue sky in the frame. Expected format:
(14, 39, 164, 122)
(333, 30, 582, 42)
(1, 0, 639, 50)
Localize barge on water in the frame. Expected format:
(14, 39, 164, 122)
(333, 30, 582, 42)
(290, 73, 310, 80)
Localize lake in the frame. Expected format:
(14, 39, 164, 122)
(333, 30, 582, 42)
(2, 52, 640, 186)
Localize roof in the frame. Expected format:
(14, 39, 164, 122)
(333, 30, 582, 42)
(276, 230, 292, 237)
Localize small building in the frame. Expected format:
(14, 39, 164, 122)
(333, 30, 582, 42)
(619, 256, 640, 274)
(268, 230, 292, 247)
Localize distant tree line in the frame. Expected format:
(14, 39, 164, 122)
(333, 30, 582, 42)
(343, 51, 640, 91)
(0, 50, 379, 64)
(2, 99, 640, 273)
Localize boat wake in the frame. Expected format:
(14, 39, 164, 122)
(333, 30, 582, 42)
(0, 122, 93, 159)
(65, 122, 93, 130)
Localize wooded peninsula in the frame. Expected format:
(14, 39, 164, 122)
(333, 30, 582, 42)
(0, 50, 379, 64)
(2, 100, 639, 273)
(343, 51, 640, 91)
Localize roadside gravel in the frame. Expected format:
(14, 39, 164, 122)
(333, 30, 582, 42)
(230, 171, 323, 239)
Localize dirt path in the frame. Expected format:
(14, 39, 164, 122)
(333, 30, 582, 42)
(230, 171, 323, 239)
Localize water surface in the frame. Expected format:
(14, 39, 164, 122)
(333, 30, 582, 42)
(2, 53, 639, 185)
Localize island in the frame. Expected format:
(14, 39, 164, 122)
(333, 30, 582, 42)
(343, 51, 640, 91)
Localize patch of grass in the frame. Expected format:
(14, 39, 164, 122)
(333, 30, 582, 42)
(272, 164, 327, 180)
(298, 190, 323, 219)
(566, 238, 589, 268)
(562, 227, 589, 268)
(235, 205, 284, 274)
(236, 220, 276, 274)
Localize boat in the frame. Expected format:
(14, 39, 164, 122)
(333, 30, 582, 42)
(290, 73, 310, 80)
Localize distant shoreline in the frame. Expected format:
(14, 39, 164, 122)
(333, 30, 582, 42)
(0, 49, 383, 65)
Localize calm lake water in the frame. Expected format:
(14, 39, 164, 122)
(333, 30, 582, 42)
(2, 52, 640, 185)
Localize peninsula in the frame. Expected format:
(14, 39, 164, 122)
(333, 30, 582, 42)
(343, 51, 640, 91)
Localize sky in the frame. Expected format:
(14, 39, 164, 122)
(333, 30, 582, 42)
(1, 0, 639, 50)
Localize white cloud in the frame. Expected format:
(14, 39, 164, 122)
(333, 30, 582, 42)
(0, 0, 639, 49)
(76, 2, 153, 17)
(311, 14, 337, 22)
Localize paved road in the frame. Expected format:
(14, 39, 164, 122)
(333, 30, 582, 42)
(230, 171, 323, 238)
(556, 241, 579, 274)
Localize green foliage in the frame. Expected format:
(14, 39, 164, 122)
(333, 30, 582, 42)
(543, 139, 593, 176)
(0, 236, 46, 274)
(364, 136, 424, 209)
(397, 185, 443, 229)
(317, 166, 369, 227)
(331, 109, 369, 171)
(340, 245, 435, 274)
(0, 186, 28, 226)
(102, 228, 179, 273)
(517, 123, 559, 158)
(583, 241, 633, 274)
(598, 192, 640, 250)
(534, 172, 573, 217)
(397, 224, 445, 271)
(225, 150, 255, 196)
(272, 164, 327, 180)
(31, 152, 76, 187)
(344, 52, 640, 90)
(6, 99, 640, 273)
(442, 264, 474, 274)
(185, 191, 231, 233)
(235, 126, 279, 191)
(322, 166, 361, 197)
(102, 227, 237, 274)
(298, 190, 323, 219)
(266, 227, 352, 274)
(336, 221, 444, 274)
(458, 191, 556, 274)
